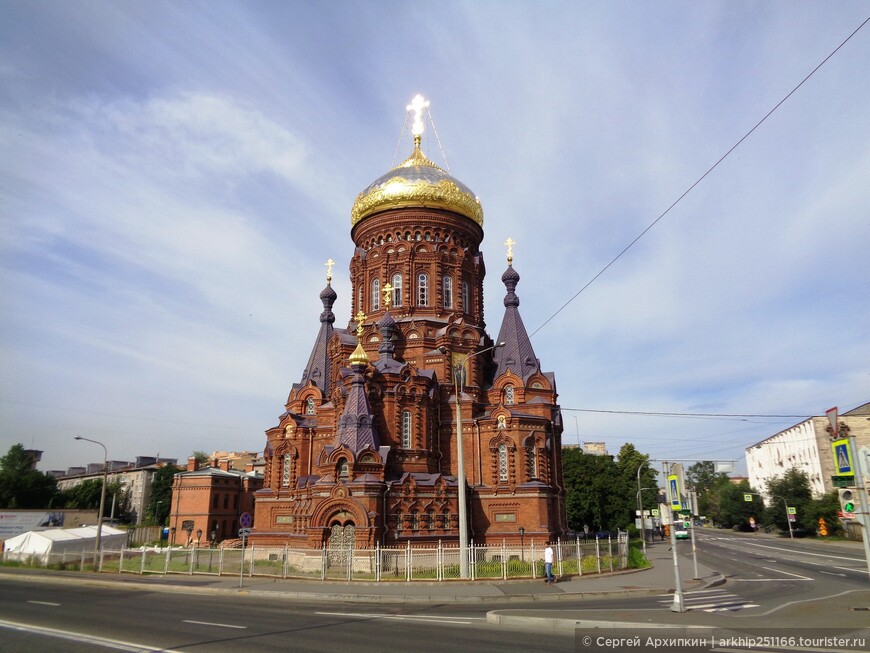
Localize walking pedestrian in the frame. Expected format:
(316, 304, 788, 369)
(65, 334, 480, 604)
(544, 541, 555, 584)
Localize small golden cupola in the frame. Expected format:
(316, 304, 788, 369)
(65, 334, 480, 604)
(350, 95, 483, 229)
(348, 311, 370, 367)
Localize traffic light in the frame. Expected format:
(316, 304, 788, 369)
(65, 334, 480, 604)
(838, 488, 856, 516)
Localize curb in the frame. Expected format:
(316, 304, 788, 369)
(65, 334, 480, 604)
(485, 611, 718, 632)
(0, 569, 675, 604)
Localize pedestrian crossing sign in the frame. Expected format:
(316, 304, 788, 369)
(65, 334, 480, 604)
(832, 439, 854, 477)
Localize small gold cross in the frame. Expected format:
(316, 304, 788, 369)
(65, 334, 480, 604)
(504, 237, 515, 264)
(382, 282, 393, 309)
(325, 258, 335, 282)
(354, 310, 366, 337)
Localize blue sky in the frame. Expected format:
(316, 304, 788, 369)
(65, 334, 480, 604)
(2, 2, 868, 474)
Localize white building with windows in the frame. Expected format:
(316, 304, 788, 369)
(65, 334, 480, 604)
(746, 402, 870, 500)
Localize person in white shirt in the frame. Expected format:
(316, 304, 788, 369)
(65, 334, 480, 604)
(544, 542, 555, 584)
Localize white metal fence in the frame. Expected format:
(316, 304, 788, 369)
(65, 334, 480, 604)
(3, 534, 629, 581)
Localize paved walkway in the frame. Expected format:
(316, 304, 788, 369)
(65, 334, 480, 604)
(3, 533, 866, 631)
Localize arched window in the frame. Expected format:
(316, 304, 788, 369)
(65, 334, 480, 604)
(498, 444, 509, 482)
(442, 276, 453, 308)
(504, 385, 515, 405)
(461, 281, 470, 313)
(391, 273, 403, 307)
(338, 459, 349, 478)
(527, 443, 538, 480)
(282, 453, 291, 486)
(371, 279, 380, 311)
(402, 411, 412, 448)
(417, 272, 429, 306)
(306, 397, 316, 414)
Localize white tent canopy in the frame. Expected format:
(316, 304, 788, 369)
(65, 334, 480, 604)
(2, 526, 127, 562)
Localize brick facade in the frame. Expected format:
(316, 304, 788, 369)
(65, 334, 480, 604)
(251, 115, 567, 548)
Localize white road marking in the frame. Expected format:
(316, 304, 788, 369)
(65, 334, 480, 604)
(760, 566, 813, 580)
(26, 600, 61, 606)
(819, 570, 847, 577)
(182, 620, 247, 629)
(0, 618, 182, 652)
(730, 577, 811, 582)
(727, 540, 864, 563)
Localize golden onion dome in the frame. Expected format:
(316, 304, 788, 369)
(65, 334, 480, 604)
(350, 138, 483, 228)
(349, 341, 369, 366)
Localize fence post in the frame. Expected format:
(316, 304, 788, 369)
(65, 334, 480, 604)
(164, 545, 171, 574)
(557, 539, 563, 577)
(98, 547, 104, 573)
(577, 537, 582, 576)
(437, 540, 442, 582)
(405, 540, 411, 582)
(347, 540, 353, 582)
(80, 548, 86, 571)
(470, 541, 476, 581)
(531, 541, 537, 579)
(249, 544, 254, 577)
(119, 547, 125, 574)
(141, 548, 147, 575)
(375, 542, 381, 582)
(320, 543, 326, 581)
(189, 547, 195, 575)
(608, 536, 614, 572)
(502, 540, 507, 580)
(282, 544, 288, 578)
(595, 537, 601, 574)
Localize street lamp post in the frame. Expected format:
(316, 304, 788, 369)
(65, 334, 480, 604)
(74, 436, 108, 568)
(445, 341, 505, 579)
(636, 463, 646, 551)
(636, 487, 656, 554)
(519, 526, 525, 562)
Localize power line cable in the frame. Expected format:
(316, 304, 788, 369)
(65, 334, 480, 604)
(530, 15, 870, 338)
(562, 407, 809, 419)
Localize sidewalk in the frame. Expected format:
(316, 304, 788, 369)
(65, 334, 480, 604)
(0, 539, 713, 605)
(6, 536, 865, 631)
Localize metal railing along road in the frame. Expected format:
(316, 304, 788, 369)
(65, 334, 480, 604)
(2, 533, 629, 581)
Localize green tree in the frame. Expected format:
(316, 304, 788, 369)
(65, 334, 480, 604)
(563, 448, 617, 532)
(146, 463, 180, 525)
(685, 461, 725, 517)
(56, 478, 103, 509)
(0, 444, 58, 508)
(615, 443, 658, 521)
(716, 479, 759, 529)
(763, 468, 813, 533)
(804, 490, 842, 536)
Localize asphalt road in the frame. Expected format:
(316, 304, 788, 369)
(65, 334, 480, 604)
(0, 576, 575, 653)
(548, 531, 870, 629)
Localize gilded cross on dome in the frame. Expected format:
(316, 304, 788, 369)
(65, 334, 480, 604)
(382, 282, 393, 309)
(325, 258, 335, 282)
(354, 311, 366, 338)
(504, 237, 515, 264)
(406, 94, 430, 143)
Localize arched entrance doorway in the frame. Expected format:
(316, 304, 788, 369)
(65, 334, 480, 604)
(326, 511, 355, 566)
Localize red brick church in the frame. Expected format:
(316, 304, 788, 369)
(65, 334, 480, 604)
(251, 97, 566, 548)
